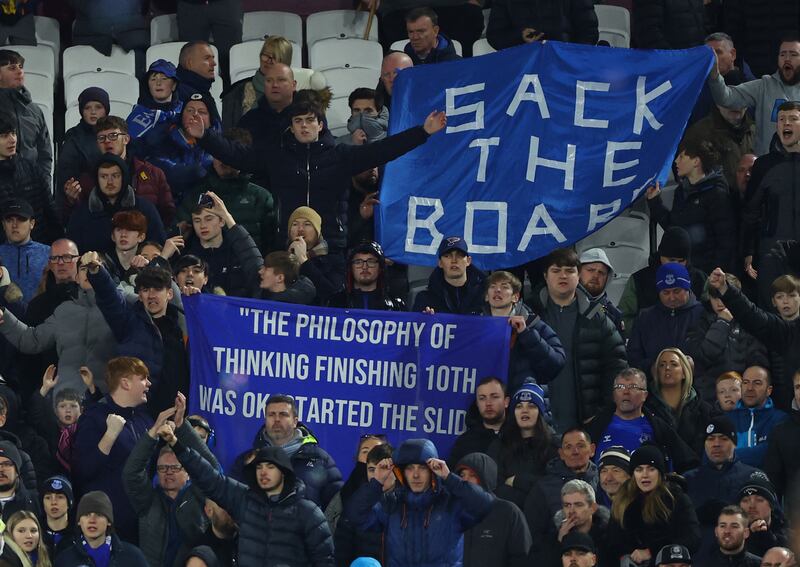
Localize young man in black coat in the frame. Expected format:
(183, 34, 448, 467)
(413, 236, 487, 315)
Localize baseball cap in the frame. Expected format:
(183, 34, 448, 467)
(437, 236, 468, 257)
(656, 544, 692, 565)
(561, 531, 596, 554)
(1, 198, 33, 220)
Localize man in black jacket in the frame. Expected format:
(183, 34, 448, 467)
(764, 370, 800, 499)
(709, 505, 762, 567)
(0, 440, 40, 522)
(413, 236, 486, 315)
(448, 377, 508, 468)
(257, 251, 316, 305)
(328, 241, 405, 311)
(487, 0, 599, 50)
(456, 452, 532, 567)
(402, 7, 462, 65)
(738, 473, 790, 558)
(185, 100, 446, 247)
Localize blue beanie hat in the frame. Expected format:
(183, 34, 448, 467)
(350, 559, 382, 567)
(147, 58, 178, 81)
(656, 262, 691, 292)
(511, 382, 546, 414)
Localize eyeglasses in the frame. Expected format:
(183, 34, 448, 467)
(156, 464, 183, 473)
(49, 254, 79, 264)
(260, 52, 276, 60)
(352, 259, 379, 268)
(613, 384, 647, 392)
(96, 132, 123, 143)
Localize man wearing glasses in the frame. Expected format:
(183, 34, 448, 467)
(328, 241, 406, 311)
(586, 368, 698, 473)
(123, 392, 219, 567)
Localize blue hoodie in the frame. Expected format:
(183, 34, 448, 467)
(728, 398, 788, 467)
(0, 240, 49, 301)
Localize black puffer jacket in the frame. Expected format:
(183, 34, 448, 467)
(413, 265, 487, 315)
(763, 408, 800, 499)
(0, 154, 61, 244)
(56, 120, 101, 198)
(634, 0, 707, 49)
(648, 170, 736, 274)
(532, 287, 628, 422)
(685, 308, 769, 403)
(723, 0, 800, 77)
(487, 0, 599, 49)
(648, 390, 717, 457)
(0, 86, 52, 189)
(174, 443, 335, 567)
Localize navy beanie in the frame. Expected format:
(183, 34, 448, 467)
(78, 87, 110, 116)
(511, 382, 547, 414)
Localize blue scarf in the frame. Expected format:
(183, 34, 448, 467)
(83, 536, 112, 567)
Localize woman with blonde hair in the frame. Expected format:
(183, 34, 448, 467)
(222, 35, 293, 127)
(651, 347, 715, 455)
(606, 445, 700, 566)
(2, 510, 51, 567)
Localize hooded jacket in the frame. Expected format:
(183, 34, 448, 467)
(740, 133, 800, 257)
(251, 424, 343, 509)
(685, 305, 768, 403)
(487, 0, 599, 49)
(532, 286, 628, 422)
(199, 118, 431, 247)
(0, 86, 52, 189)
(627, 295, 705, 376)
(335, 107, 389, 146)
(404, 33, 461, 65)
(173, 443, 334, 567)
(708, 72, 800, 156)
(763, 405, 800, 499)
(0, 240, 49, 301)
(53, 533, 148, 567)
(413, 265, 487, 315)
(456, 453, 531, 567)
(728, 398, 788, 467)
(65, 155, 167, 254)
(122, 421, 219, 567)
(346, 439, 493, 567)
(648, 169, 736, 274)
(0, 153, 61, 244)
(71, 394, 154, 543)
(327, 244, 406, 311)
(485, 301, 566, 394)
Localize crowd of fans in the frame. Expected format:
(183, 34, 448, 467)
(0, 1, 797, 566)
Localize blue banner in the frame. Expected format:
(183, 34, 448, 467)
(184, 294, 511, 474)
(377, 41, 714, 269)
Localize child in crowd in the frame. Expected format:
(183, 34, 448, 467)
(41, 476, 74, 558)
(3, 510, 51, 567)
(28, 365, 98, 474)
(715, 371, 743, 412)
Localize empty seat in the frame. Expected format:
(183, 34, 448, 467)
(390, 38, 463, 57)
(472, 38, 495, 56)
(595, 5, 631, 48)
(34, 16, 60, 75)
(242, 11, 303, 45)
(150, 13, 179, 46)
(228, 40, 302, 83)
(24, 73, 54, 111)
(326, 97, 351, 137)
(308, 38, 382, 71)
(575, 215, 651, 277)
(306, 10, 378, 45)
(63, 45, 136, 84)
(64, 72, 140, 110)
(321, 67, 379, 100)
(14, 45, 55, 86)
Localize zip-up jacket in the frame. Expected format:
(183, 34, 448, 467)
(0, 153, 61, 243)
(728, 398, 788, 467)
(0, 240, 49, 301)
(0, 86, 52, 188)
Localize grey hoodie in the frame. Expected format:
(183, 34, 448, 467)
(708, 71, 800, 156)
(456, 452, 532, 567)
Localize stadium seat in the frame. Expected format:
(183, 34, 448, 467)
(34, 16, 60, 75)
(595, 5, 631, 48)
(63, 45, 136, 84)
(306, 10, 378, 46)
(406, 264, 435, 308)
(64, 72, 139, 110)
(321, 67, 379, 100)
(390, 39, 463, 57)
(326, 96, 351, 137)
(150, 13, 179, 46)
(293, 67, 327, 90)
(228, 40, 302, 83)
(13, 45, 55, 86)
(24, 73, 54, 111)
(242, 11, 303, 45)
(472, 39, 496, 56)
(308, 38, 382, 72)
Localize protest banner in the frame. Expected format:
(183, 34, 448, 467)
(377, 41, 715, 269)
(184, 294, 511, 473)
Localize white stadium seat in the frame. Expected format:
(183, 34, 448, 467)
(14, 45, 55, 86)
(595, 5, 631, 48)
(326, 97, 351, 137)
(64, 72, 139, 110)
(390, 39, 463, 57)
(228, 40, 302, 83)
(63, 45, 136, 84)
(24, 73, 54, 110)
(308, 38, 382, 72)
(321, 67, 379, 99)
(242, 11, 303, 45)
(472, 38, 496, 57)
(293, 68, 327, 91)
(306, 10, 378, 45)
(34, 16, 60, 75)
(150, 13, 179, 46)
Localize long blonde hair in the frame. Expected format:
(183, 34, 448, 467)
(262, 36, 293, 66)
(611, 471, 676, 528)
(654, 348, 694, 404)
(5, 511, 51, 567)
